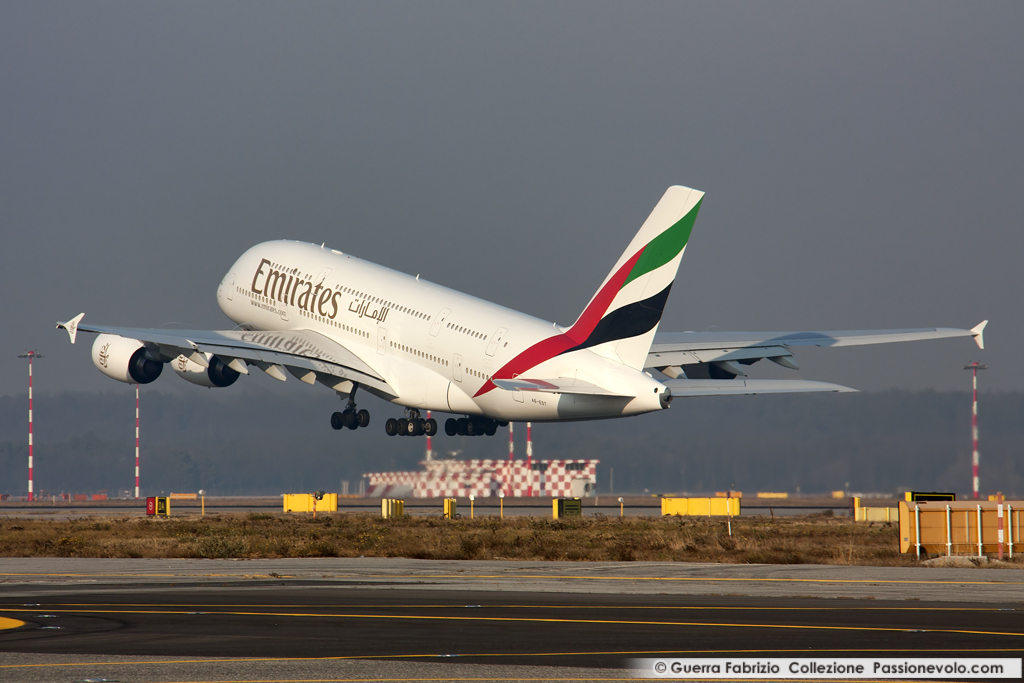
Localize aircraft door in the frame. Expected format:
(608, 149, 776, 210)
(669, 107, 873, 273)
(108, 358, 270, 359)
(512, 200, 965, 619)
(485, 327, 508, 356)
(377, 326, 388, 354)
(430, 308, 451, 336)
(452, 353, 463, 382)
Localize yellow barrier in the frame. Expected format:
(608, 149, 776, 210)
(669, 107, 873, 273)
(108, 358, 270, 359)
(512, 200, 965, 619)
(169, 492, 198, 500)
(381, 498, 404, 518)
(283, 493, 338, 513)
(715, 491, 743, 498)
(443, 498, 457, 519)
(857, 506, 899, 522)
(661, 497, 740, 516)
(851, 497, 899, 522)
(756, 492, 789, 499)
(899, 500, 1020, 557)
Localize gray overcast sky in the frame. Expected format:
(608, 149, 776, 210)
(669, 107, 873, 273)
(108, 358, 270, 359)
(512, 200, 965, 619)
(2, 1, 1022, 397)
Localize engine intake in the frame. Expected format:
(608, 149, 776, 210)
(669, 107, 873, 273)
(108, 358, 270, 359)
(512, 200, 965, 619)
(92, 334, 164, 384)
(172, 353, 241, 388)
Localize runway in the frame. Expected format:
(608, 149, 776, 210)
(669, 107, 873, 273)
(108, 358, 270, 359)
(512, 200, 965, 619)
(0, 559, 1021, 682)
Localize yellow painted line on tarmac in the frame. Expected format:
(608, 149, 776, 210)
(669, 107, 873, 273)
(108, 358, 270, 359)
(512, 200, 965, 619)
(0, 606, 1021, 639)
(0, 617, 25, 630)
(15, 602, 1015, 612)
(1, 571, 1022, 586)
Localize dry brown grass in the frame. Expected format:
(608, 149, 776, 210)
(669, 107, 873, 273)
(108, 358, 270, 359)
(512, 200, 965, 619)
(0, 510, 956, 566)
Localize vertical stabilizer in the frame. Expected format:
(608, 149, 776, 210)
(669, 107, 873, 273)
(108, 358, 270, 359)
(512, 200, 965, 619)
(563, 186, 703, 369)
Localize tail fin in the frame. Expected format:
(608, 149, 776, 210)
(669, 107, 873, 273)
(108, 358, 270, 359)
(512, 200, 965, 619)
(564, 185, 703, 370)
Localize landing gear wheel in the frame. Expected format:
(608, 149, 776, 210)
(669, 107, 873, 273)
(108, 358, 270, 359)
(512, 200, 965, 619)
(425, 418, 438, 436)
(357, 409, 370, 428)
(466, 419, 478, 436)
(485, 421, 497, 436)
(445, 418, 458, 436)
(405, 418, 419, 436)
(385, 418, 399, 436)
(330, 412, 344, 430)
(397, 418, 408, 435)
(457, 418, 468, 436)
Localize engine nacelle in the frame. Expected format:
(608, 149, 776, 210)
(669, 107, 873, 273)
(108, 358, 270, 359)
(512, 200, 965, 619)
(92, 334, 164, 384)
(172, 353, 241, 388)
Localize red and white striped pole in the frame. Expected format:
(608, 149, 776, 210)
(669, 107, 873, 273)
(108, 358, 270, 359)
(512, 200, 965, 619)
(508, 422, 514, 461)
(964, 362, 987, 500)
(135, 385, 140, 499)
(526, 422, 533, 497)
(18, 351, 42, 502)
(425, 411, 433, 461)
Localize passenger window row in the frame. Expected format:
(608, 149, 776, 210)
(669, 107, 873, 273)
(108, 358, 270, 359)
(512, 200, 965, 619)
(390, 341, 449, 366)
(448, 322, 485, 339)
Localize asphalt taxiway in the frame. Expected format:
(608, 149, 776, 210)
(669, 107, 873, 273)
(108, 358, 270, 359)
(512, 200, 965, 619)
(0, 559, 1021, 682)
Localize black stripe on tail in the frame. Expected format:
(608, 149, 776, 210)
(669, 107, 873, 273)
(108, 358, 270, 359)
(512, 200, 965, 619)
(561, 282, 673, 355)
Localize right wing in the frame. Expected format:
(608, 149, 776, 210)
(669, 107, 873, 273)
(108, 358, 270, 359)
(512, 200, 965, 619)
(647, 322, 987, 378)
(663, 378, 855, 397)
(56, 314, 395, 397)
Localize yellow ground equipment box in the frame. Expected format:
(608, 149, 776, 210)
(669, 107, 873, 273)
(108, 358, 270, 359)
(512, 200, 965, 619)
(283, 493, 338, 513)
(661, 497, 740, 517)
(899, 500, 1020, 557)
(443, 498, 457, 519)
(381, 498, 404, 518)
(852, 497, 899, 522)
(552, 498, 582, 519)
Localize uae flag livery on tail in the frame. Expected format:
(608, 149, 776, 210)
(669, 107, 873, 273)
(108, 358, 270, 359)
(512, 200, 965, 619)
(476, 186, 703, 396)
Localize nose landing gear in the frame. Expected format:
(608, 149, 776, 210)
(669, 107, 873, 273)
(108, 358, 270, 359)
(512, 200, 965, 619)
(385, 409, 437, 437)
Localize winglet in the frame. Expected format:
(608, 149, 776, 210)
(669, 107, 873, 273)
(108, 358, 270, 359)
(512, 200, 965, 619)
(56, 313, 85, 344)
(970, 320, 988, 350)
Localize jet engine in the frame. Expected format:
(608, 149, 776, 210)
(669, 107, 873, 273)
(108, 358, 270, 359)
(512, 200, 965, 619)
(92, 334, 164, 384)
(172, 353, 241, 388)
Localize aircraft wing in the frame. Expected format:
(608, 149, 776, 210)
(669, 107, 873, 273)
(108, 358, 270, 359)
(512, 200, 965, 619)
(56, 314, 395, 397)
(663, 378, 855, 397)
(646, 321, 987, 376)
(491, 377, 633, 397)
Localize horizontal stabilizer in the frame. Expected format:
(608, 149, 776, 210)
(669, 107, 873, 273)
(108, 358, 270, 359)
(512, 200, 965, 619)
(491, 377, 632, 397)
(663, 378, 856, 397)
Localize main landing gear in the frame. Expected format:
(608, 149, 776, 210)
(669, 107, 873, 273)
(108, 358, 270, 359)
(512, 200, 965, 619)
(445, 417, 505, 437)
(330, 389, 370, 431)
(385, 409, 438, 437)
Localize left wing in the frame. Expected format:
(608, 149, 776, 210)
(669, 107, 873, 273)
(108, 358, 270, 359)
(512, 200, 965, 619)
(647, 321, 987, 378)
(56, 314, 396, 397)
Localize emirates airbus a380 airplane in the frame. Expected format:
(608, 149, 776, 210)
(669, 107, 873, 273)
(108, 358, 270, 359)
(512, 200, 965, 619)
(57, 186, 986, 438)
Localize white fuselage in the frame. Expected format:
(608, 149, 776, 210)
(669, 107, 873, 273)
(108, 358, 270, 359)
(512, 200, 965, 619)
(216, 241, 666, 421)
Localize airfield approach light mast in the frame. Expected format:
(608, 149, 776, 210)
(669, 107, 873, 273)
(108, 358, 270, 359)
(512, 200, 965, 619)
(964, 362, 987, 500)
(526, 422, 533, 497)
(17, 351, 42, 502)
(425, 411, 433, 462)
(508, 422, 514, 462)
(135, 385, 140, 499)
